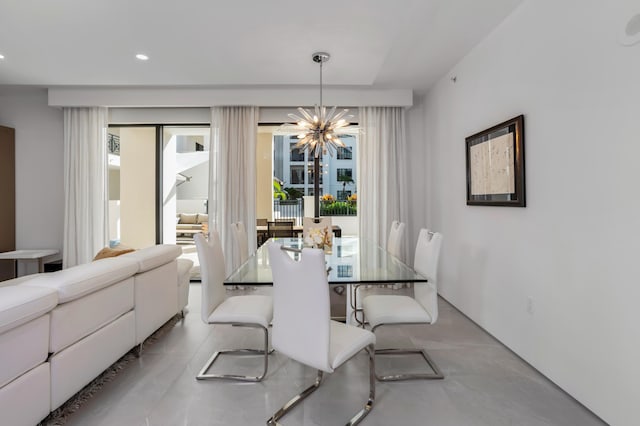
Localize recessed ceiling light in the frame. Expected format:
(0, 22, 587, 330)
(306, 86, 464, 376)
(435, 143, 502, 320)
(0, 54, 5, 60)
(135, 53, 149, 61)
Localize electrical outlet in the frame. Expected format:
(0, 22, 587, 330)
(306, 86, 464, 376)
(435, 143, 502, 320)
(526, 296, 534, 315)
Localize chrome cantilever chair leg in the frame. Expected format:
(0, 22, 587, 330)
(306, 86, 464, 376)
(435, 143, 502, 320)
(267, 343, 376, 426)
(371, 324, 443, 381)
(346, 343, 376, 425)
(349, 284, 366, 326)
(196, 323, 270, 382)
(267, 370, 323, 426)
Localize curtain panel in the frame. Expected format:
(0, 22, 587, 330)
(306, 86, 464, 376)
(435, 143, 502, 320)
(357, 107, 409, 261)
(209, 106, 258, 275)
(63, 107, 109, 268)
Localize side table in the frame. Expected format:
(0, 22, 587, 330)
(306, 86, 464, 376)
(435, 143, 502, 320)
(0, 249, 60, 278)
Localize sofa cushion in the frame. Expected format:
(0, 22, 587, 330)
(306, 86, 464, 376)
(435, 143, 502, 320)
(49, 311, 135, 410)
(49, 277, 134, 354)
(179, 213, 198, 224)
(23, 257, 139, 303)
(0, 362, 50, 426)
(177, 258, 193, 279)
(121, 244, 182, 273)
(0, 285, 58, 335)
(133, 262, 178, 343)
(0, 274, 43, 289)
(0, 314, 50, 388)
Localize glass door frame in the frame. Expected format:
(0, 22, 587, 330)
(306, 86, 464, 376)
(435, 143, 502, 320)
(108, 123, 208, 245)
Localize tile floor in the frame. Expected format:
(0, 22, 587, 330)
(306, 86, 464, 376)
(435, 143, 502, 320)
(62, 284, 605, 426)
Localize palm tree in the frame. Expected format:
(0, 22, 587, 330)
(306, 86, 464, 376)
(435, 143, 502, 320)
(337, 175, 354, 200)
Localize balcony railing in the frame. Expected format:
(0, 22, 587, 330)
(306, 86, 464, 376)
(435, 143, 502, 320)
(273, 199, 303, 226)
(108, 133, 120, 155)
(320, 201, 357, 216)
(273, 198, 357, 224)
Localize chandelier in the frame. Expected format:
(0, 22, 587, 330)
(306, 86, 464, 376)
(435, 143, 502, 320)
(282, 52, 355, 158)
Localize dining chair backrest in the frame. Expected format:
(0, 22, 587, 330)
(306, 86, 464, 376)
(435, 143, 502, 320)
(267, 243, 333, 372)
(230, 221, 249, 265)
(413, 229, 443, 322)
(194, 232, 227, 324)
(256, 218, 268, 226)
(387, 220, 405, 260)
(268, 221, 294, 238)
(302, 216, 332, 238)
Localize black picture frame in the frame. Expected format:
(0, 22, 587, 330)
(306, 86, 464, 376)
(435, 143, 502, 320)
(465, 115, 525, 207)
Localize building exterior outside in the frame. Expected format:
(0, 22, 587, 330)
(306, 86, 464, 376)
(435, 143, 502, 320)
(273, 134, 357, 200)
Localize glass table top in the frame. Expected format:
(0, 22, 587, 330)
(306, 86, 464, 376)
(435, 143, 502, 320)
(224, 237, 427, 285)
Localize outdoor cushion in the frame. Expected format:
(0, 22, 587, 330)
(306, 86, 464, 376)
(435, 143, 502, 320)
(179, 213, 198, 224)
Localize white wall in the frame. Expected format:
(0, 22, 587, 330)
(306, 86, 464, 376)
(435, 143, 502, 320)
(0, 88, 64, 259)
(408, 1, 640, 425)
(176, 200, 207, 214)
(176, 162, 208, 199)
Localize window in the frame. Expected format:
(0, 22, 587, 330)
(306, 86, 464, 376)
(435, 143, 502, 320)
(290, 143, 304, 161)
(309, 167, 323, 185)
(337, 168, 353, 180)
(268, 127, 358, 221)
(290, 166, 304, 184)
(337, 146, 352, 160)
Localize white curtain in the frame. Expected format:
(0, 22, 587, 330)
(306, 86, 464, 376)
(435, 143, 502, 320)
(358, 107, 409, 261)
(209, 106, 258, 275)
(63, 107, 109, 268)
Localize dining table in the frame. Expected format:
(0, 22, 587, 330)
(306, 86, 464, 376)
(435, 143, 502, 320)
(225, 237, 427, 322)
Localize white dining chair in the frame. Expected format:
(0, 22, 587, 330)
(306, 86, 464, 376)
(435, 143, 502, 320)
(362, 229, 444, 381)
(267, 242, 376, 425)
(194, 231, 273, 382)
(386, 220, 405, 260)
(351, 220, 406, 325)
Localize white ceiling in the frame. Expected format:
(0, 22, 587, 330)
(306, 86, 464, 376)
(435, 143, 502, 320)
(0, 0, 524, 90)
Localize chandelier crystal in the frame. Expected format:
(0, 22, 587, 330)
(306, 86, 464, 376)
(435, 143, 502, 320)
(282, 52, 355, 158)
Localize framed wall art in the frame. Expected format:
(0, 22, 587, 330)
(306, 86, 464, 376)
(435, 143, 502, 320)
(465, 115, 525, 207)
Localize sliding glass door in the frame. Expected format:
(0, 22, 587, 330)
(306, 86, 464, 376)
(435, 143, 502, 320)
(162, 126, 210, 247)
(107, 125, 210, 252)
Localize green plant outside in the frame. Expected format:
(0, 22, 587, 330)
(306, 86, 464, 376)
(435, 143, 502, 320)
(284, 187, 304, 200)
(320, 201, 357, 216)
(273, 179, 287, 200)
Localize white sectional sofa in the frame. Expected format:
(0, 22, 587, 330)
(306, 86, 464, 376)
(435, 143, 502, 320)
(0, 244, 191, 426)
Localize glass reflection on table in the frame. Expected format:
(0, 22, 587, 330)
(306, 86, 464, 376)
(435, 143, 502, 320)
(224, 237, 426, 286)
